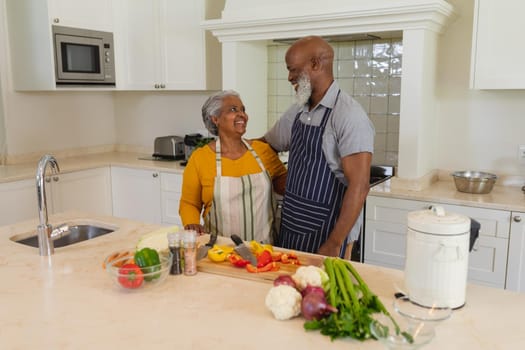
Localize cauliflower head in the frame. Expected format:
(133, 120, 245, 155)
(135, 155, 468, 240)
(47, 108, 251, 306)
(265, 285, 302, 320)
(292, 265, 329, 291)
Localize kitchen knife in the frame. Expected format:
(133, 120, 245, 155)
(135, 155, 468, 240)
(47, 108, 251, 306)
(230, 234, 257, 265)
(197, 231, 218, 260)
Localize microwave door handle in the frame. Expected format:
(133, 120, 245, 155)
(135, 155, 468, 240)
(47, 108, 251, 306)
(171, 138, 176, 157)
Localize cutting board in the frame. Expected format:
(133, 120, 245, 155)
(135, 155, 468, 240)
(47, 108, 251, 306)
(196, 235, 325, 284)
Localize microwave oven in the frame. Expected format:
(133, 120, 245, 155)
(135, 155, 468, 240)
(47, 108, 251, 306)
(52, 25, 116, 86)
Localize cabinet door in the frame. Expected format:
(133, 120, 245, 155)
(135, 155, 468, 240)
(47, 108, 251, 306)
(470, 0, 525, 89)
(114, 0, 162, 90)
(365, 196, 511, 288)
(162, 0, 206, 89)
(507, 212, 525, 292)
(51, 168, 113, 216)
(48, 0, 114, 31)
(160, 172, 183, 226)
(111, 167, 161, 224)
(0, 179, 37, 226)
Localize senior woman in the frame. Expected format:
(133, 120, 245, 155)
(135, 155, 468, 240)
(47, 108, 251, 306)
(179, 90, 287, 243)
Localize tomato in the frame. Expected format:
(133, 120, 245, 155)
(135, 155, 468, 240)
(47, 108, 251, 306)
(118, 263, 144, 289)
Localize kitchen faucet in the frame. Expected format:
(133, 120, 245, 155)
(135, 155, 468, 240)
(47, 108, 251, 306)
(36, 154, 60, 256)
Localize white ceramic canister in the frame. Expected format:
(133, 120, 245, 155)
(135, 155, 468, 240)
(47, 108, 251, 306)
(405, 206, 470, 309)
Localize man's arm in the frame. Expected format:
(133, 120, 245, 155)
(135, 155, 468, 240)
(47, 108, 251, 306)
(317, 151, 371, 257)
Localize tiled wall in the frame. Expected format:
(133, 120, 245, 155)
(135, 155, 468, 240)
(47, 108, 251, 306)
(267, 38, 402, 166)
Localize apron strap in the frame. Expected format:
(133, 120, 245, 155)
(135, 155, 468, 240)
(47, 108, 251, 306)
(216, 139, 267, 176)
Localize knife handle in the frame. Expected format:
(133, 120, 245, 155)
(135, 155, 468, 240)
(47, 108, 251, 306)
(230, 234, 243, 245)
(207, 232, 218, 247)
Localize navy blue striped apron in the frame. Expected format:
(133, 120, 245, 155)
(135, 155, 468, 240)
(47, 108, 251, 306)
(277, 91, 348, 257)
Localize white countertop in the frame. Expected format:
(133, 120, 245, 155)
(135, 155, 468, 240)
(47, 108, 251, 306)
(1, 211, 525, 349)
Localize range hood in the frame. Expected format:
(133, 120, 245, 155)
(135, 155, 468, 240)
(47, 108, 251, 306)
(203, 0, 457, 189)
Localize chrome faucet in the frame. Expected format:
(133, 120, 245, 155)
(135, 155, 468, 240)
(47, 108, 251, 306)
(36, 154, 60, 256)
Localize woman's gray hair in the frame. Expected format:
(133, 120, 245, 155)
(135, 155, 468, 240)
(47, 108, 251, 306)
(201, 90, 241, 136)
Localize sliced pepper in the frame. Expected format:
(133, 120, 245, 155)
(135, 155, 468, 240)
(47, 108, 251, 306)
(246, 262, 279, 273)
(228, 253, 250, 268)
(208, 246, 228, 262)
(256, 250, 273, 268)
(134, 247, 161, 281)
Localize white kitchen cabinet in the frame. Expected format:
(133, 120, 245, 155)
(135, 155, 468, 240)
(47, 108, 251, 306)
(113, 0, 221, 90)
(506, 212, 525, 292)
(0, 179, 37, 226)
(365, 196, 511, 289)
(111, 166, 162, 224)
(0, 168, 112, 226)
(50, 167, 113, 216)
(47, 0, 114, 31)
(470, 0, 525, 89)
(160, 172, 183, 226)
(5, 0, 115, 90)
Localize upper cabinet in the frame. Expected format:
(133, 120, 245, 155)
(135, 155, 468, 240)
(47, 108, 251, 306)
(113, 0, 221, 91)
(5, 0, 115, 91)
(5, 0, 222, 91)
(470, 0, 525, 89)
(47, 0, 114, 32)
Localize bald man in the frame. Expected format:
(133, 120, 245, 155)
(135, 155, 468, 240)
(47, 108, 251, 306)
(264, 36, 375, 258)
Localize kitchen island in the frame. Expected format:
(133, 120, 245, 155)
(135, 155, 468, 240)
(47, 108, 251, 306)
(1, 211, 524, 349)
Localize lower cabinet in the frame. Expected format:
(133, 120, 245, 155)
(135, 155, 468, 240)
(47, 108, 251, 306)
(0, 167, 112, 226)
(0, 179, 37, 226)
(51, 167, 113, 216)
(506, 212, 525, 292)
(364, 196, 511, 289)
(110, 166, 183, 226)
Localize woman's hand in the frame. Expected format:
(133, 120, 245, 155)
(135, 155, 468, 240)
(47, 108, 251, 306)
(184, 224, 206, 235)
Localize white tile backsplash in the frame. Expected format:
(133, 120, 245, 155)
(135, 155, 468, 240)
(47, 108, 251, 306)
(267, 37, 402, 166)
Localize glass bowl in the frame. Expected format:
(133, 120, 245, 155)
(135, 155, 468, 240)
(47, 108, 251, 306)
(104, 250, 172, 291)
(394, 296, 452, 323)
(370, 313, 435, 350)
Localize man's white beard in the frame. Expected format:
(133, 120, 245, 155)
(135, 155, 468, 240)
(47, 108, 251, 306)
(294, 73, 312, 106)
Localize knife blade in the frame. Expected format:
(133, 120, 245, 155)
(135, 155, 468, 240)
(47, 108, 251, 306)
(230, 234, 257, 265)
(197, 231, 218, 260)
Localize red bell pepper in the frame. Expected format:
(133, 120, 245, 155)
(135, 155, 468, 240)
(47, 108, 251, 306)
(118, 263, 144, 289)
(256, 250, 273, 268)
(246, 262, 279, 273)
(228, 253, 250, 268)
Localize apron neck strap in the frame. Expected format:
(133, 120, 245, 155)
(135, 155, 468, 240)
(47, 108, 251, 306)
(215, 138, 267, 176)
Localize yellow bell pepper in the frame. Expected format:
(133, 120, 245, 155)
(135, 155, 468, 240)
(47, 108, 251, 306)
(207, 246, 228, 262)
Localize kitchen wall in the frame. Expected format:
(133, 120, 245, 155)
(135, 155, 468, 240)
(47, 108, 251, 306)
(435, 0, 525, 176)
(113, 91, 213, 152)
(0, 0, 524, 178)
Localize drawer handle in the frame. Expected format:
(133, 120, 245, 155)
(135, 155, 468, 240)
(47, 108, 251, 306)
(514, 216, 522, 223)
(152, 173, 159, 178)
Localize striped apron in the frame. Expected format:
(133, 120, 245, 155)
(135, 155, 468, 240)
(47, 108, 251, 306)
(205, 139, 276, 244)
(277, 91, 348, 257)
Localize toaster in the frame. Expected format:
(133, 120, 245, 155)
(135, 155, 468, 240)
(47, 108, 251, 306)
(152, 136, 185, 160)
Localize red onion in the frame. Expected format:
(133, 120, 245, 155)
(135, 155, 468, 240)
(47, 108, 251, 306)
(301, 285, 325, 298)
(301, 293, 338, 321)
(273, 274, 297, 289)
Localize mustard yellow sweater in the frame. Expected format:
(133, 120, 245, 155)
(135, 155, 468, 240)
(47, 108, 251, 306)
(179, 140, 287, 226)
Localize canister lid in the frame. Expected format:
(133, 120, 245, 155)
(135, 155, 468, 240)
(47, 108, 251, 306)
(408, 206, 470, 235)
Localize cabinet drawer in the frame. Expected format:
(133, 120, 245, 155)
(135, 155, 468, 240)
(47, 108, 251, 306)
(160, 172, 182, 192)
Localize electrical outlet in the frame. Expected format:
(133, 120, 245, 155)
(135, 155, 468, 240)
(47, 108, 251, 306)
(518, 145, 525, 161)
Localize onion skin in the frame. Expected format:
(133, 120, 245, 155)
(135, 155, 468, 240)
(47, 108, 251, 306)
(273, 275, 297, 289)
(301, 293, 338, 321)
(301, 285, 325, 298)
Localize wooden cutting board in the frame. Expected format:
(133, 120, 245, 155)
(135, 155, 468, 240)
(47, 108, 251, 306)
(196, 239, 325, 284)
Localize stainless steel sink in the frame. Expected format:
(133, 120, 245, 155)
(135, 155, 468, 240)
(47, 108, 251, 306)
(13, 224, 115, 248)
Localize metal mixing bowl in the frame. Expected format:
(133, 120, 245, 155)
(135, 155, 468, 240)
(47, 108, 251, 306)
(451, 171, 497, 194)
